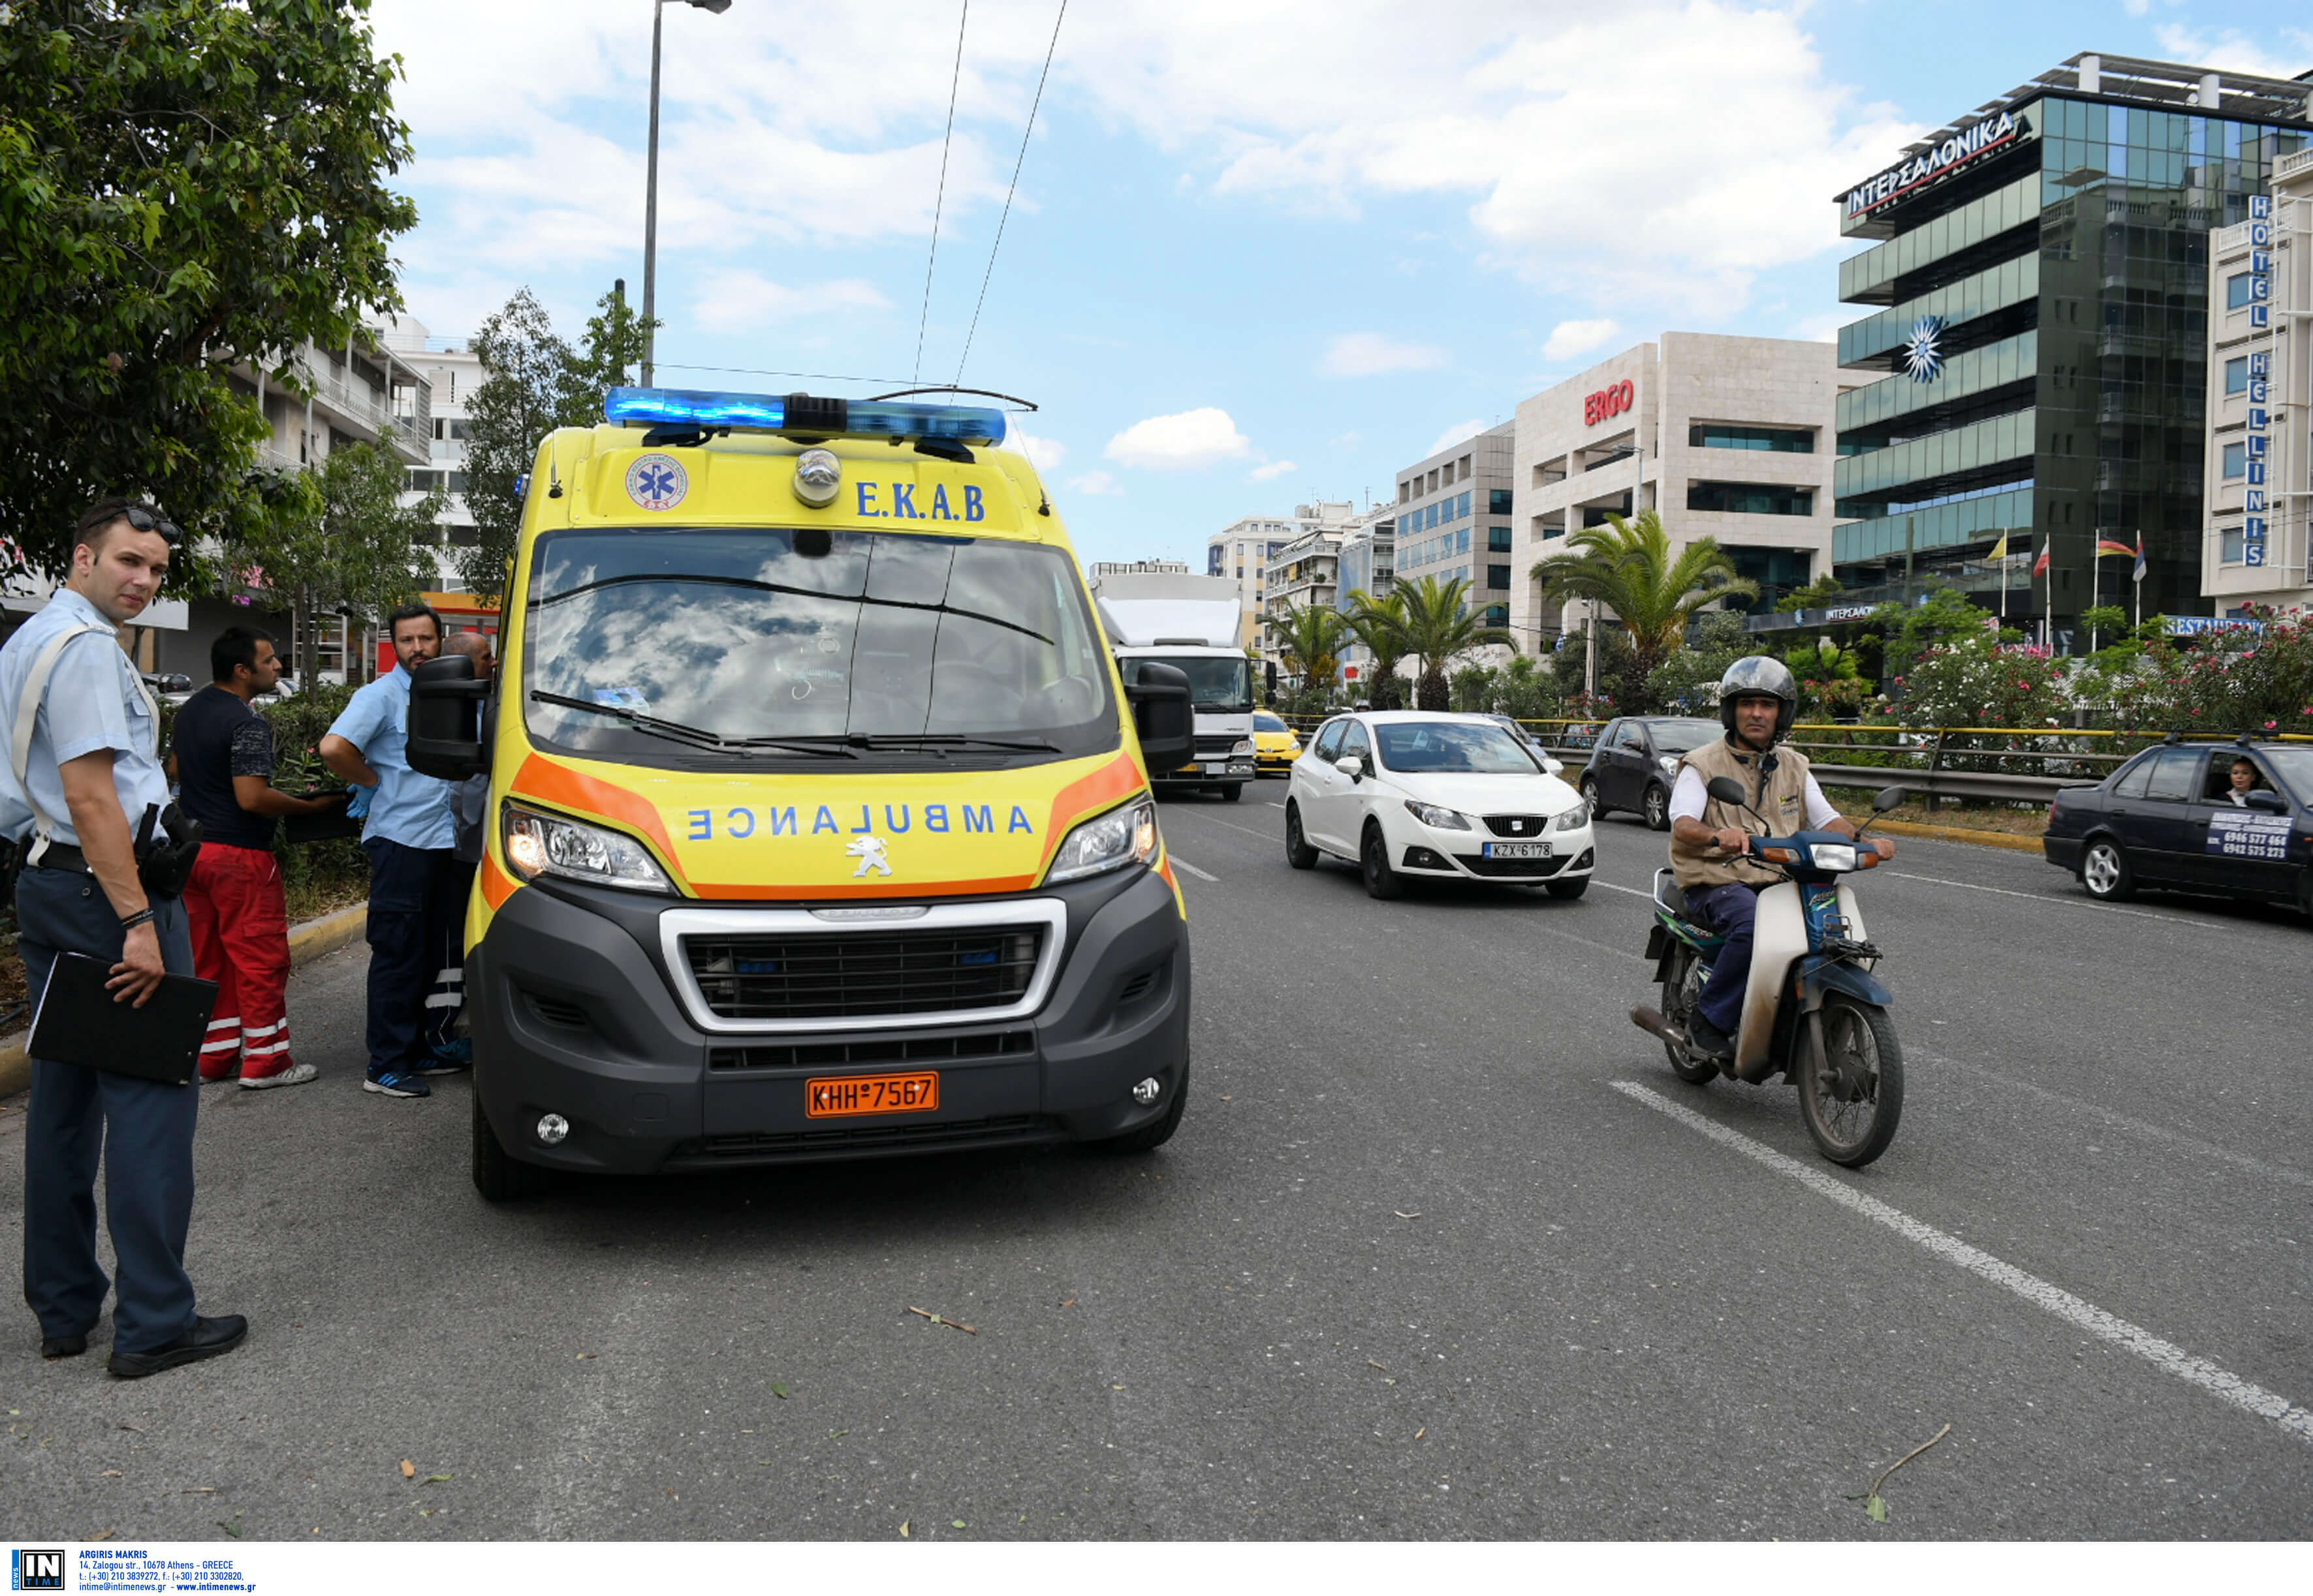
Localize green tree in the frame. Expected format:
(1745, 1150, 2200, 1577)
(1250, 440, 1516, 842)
(460, 286, 652, 596)
(1774, 572, 1848, 614)
(1529, 510, 1757, 693)
(0, 0, 418, 573)
(228, 441, 442, 685)
(1645, 610, 1754, 714)
(1272, 602, 1346, 697)
(1341, 587, 1410, 710)
(1392, 575, 1515, 711)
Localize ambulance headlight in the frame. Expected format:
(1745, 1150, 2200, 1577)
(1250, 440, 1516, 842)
(502, 801, 676, 894)
(793, 447, 841, 507)
(1046, 799, 1159, 884)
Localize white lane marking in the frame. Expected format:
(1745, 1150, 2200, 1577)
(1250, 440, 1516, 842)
(1168, 855, 1219, 883)
(1268, 802, 1287, 809)
(1588, 879, 1654, 900)
(1169, 811, 1279, 843)
(1915, 1048, 2313, 1191)
(1881, 870, 2252, 931)
(1610, 1080, 2313, 1450)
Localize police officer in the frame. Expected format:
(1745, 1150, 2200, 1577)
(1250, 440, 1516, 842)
(1, 499, 247, 1376)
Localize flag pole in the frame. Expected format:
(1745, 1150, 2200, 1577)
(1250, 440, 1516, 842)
(2133, 529, 2142, 633)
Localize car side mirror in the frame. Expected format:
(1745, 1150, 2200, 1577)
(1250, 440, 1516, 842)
(2244, 789, 2286, 813)
(1873, 785, 1906, 813)
(1124, 661, 1193, 774)
(407, 655, 490, 781)
(1705, 775, 1748, 807)
(1335, 755, 1364, 781)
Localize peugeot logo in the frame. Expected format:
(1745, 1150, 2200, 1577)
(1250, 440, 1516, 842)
(846, 835, 894, 878)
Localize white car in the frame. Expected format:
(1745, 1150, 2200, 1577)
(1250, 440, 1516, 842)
(1283, 711, 1596, 899)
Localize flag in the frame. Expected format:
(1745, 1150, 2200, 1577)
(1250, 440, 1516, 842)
(2031, 544, 2050, 578)
(1987, 533, 2008, 561)
(2094, 537, 2137, 558)
(2132, 535, 2147, 584)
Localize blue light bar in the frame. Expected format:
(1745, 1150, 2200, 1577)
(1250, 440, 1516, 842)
(603, 386, 1007, 447)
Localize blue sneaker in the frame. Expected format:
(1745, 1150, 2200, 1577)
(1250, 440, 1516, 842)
(363, 1067, 432, 1099)
(412, 1037, 472, 1074)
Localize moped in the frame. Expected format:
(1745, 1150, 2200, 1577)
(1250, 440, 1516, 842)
(1630, 779, 1906, 1167)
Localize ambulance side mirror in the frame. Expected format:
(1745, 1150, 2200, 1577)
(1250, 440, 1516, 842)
(1125, 661, 1194, 774)
(408, 655, 490, 781)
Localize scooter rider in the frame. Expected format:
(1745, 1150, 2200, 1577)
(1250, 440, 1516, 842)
(1667, 656, 1893, 1060)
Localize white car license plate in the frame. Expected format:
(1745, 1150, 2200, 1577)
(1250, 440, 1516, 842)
(1483, 841, 1552, 860)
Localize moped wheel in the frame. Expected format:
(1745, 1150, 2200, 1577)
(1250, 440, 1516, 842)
(1661, 948, 1718, 1086)
(1799, 994, 1903, 1167)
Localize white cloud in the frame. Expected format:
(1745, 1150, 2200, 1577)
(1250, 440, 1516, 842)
(1542, 318, 1620, 362)
(1250, 459, 1298, 481)
(1003, 426, 1067, 473)
(1424, 419, 1487, 459)
(1066, 470, 1123, 496)
(1104, 408, 1251, 471)
(1320, 332, 1448, 377)
(691, 270, 889, 333)
(2152, 25, 2313, 81)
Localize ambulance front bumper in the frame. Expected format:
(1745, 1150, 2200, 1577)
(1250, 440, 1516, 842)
(467, 864, 1189, 1173)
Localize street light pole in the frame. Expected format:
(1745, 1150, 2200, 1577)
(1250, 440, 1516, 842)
(641, 0, 732, 388)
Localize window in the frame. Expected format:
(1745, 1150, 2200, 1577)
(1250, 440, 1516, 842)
(2224, 356, 2249, 394)
(2227, 272, 2254, 309)
(2223, 442, 2246, 479)
(1456, 490, 1471, 519)
(1312, 721, 1347, 762)
(2143, 748, 2201, 803)
(1483, 604, 1508, 628)
(1340, 721, 1371, 764)
(2220, 526, 2245, 563)
(1489, 487, 1513, 515)
(1455, 528, 1470, 554)
(1688, 424, 1815, 453)
(1686, 481, 1814, 516)
(1487, 527, 1511, 552)
(2111, 754, 2154, 799)
(1486, 563, 1511, 590)
(1425, 504, 1439, 530)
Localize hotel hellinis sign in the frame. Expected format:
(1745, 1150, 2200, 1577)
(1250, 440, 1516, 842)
(1847, 110, 2034, 219)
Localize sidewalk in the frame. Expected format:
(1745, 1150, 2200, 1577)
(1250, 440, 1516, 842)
(0, 902, 368, 1099)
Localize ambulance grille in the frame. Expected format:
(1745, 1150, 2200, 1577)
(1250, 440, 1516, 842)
(682, 926, 1046, 1022)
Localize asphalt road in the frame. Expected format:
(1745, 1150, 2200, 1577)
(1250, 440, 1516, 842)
(3, 790, 2309, 1541)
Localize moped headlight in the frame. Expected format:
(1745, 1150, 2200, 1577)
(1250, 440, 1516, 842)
(1402, 798, 1472, 831)
(1551, 800, 1590, 832)
(1810, 842, 1859, 872)
(1048, 798, 1159, 883)
(501, 801, 676, 894)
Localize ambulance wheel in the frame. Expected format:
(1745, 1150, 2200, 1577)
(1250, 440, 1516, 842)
(473, 1086, 553, 1202)
(1101, 1059, 1188, 1153)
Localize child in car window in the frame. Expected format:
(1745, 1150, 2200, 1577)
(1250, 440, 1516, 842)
(2222, 756, 2266, 807)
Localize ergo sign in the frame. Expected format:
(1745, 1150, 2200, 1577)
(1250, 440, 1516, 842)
(1585, 380, 1634, 428)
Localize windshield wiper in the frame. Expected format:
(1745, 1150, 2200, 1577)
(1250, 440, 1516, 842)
(529, 691, 860, 758)
(850, 733, 1062, 754)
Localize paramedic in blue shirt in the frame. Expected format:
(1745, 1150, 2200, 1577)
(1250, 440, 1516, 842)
(4, 499, 246, 1377)
(320, 603, 461, 1099)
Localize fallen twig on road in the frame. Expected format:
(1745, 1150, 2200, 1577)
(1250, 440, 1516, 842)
(907, 1306, 978, 1335)
(1863, 1422, 1951, 1521)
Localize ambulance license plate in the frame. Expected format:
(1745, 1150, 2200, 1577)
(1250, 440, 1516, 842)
(1483, 841, 1552, 859)
(805, 1072, 940, 1118)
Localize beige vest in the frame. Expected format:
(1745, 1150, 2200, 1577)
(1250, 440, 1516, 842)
(1670, 735, 1816, 890)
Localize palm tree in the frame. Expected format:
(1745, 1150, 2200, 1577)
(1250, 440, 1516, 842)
(1391, 575, 1515, 711)
(1529, 509, 1757, 687)
(1272, 601, 1346, 697)
(1341, 587, 1410, 710)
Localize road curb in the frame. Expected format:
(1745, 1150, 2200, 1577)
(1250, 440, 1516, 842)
(1865, 817, 2046, 853)
(0, 902, 368, 1102)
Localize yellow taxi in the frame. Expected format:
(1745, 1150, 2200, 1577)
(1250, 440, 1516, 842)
(404, 386, 1197, 1197)
(1252, 710, 1300, 775)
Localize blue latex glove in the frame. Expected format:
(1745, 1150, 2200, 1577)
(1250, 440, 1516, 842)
(345, 783, 373, 820)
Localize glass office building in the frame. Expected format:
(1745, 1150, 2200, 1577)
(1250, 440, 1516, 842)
(1831, 54, 2311, 648)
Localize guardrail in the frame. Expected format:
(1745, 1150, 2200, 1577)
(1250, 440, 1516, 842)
(1271, 715, 2313, 809)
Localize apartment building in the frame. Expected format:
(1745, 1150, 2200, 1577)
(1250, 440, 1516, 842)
(1208, 516, 1297, 649)
(1393, 424, 1515, 631)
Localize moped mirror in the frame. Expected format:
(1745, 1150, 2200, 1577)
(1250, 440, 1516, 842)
(1873, 785, 1907, 813)
(1705, 775, 1748, 807)
(1335, 755, 1364, 781)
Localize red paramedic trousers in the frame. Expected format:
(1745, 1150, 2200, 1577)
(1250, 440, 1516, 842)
(185, 842, 296, 1082)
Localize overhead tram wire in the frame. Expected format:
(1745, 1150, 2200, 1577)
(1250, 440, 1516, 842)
(952, 0, 1067, 388)
(913, 0, 969, 388)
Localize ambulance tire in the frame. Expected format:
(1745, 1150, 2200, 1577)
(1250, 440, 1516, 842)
(473, 1085, 554, 1202)
(1100, 1057, 1189, 1154)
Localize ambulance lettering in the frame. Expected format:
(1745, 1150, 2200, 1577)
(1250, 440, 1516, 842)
(964, 804, 993, 833)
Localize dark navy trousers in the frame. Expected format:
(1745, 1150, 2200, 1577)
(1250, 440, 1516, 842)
(18, 866, 200, 1354)
(361, 837, 462, 1075)
(1690, 881, 1761, 1035)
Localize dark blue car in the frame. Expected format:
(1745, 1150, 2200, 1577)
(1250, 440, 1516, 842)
(2042, 738, 2313, 916)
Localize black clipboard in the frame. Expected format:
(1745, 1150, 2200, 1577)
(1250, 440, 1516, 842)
(27, 952, 220, 1086)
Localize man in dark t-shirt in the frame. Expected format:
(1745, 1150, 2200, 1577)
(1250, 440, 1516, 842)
(171, 627, 339, 1087)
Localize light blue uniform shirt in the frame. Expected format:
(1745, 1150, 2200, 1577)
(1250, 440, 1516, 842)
(327, 664, 455, 852)
(0, 587, 172, 846)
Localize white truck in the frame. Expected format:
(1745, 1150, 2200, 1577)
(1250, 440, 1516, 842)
(1090, 572, 1258, 803)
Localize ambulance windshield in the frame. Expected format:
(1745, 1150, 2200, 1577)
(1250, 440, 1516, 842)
(522, 528, 1118, 766)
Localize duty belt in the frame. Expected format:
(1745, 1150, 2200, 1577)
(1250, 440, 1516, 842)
(27, 840, 94, 874)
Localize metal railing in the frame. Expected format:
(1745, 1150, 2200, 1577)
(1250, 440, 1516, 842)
(1271, 715, 2313, 807)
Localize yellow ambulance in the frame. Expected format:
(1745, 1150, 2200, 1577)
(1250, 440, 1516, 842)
(405, 388, 1196, 1199)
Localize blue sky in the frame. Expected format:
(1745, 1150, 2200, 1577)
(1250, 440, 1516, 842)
(369, 0, 2311, 569)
